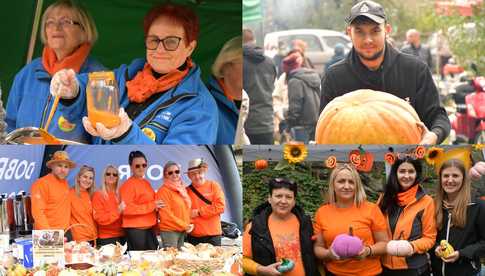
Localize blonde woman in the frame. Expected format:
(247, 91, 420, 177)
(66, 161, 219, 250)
(69, 165, 97, 244)
(207, 36, 242, 144)
(314, 164, 389, 276)
(430, 159, 485, 276)
(92, 165, 126, 247)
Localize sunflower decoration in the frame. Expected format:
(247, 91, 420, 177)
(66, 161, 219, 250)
(325, 155, 337, 169)
(473, 144, 484, 151)
(283, 142, 308, 164)
(425, 147, 444, 165)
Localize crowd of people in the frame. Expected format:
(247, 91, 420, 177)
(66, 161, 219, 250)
(5, 0, 242, 145)
(243, 0, 454, 145)
(31, 150, 226, 250)
(243, 158, 485, 276)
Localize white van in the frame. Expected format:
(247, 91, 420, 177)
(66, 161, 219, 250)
(264, 29, 351, 73)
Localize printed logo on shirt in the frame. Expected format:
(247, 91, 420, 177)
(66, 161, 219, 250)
(57, 115, 76, 132)
(142, 127, 156, 141)
(157, 111, 173, 122)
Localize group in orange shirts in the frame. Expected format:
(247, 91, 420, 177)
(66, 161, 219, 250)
(243, 157, 485, 276)
(30, 150, 226, 250)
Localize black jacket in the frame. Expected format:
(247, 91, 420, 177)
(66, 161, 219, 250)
(430, 199, 485, 276)
(243, 44, 276, 135)
(287, 68, 321, 140)
(248, 202, 319, 276)
(400, 44, 433, 69)
(320, 43, 450, 144)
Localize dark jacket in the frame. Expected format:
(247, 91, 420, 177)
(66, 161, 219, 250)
(320, 43, 450, 144)
(430, 199, 485, 276)
(400, 44, 433, 69)
(248, 202, 319, 276)
(286, 68, 321, 140)
(243, 44, 276, 135)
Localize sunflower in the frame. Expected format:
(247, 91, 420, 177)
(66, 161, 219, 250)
(283, 143, 308, 164)
(425, 147, 444, 165)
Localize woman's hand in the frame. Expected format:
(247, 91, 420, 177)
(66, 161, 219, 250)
(50, 69, 79, 99)
(191, 209, 200, 218)
(327, 248, 341, 260)
(256, 262, 282, 276)
(470, 161, 485, 181)
(82, 108, 132, 140)
(186, 224, 194, 233)
(118, 201, 126, 213)
(155, 200, 165, 209)
(441, 250, 460, 263)
(356, 246, 371, 260)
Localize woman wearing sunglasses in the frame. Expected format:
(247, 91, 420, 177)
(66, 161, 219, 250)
(50, 2, 218, 144)
(156, 161, 192, 249)
(92, 165, 126, 247)
(119, 151, 163, 250)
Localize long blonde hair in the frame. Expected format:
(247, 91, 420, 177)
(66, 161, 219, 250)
(326, 164, 367, 207)
(435, 159, 471, 229)
(75, 165, 96, 197)
(101, 165, 119, 198)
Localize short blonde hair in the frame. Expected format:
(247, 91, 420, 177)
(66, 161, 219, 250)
(212, 36, 242, 79)
(326, 164, 367, 207)
(40, 0, 98, 45)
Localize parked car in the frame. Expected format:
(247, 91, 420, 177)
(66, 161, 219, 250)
(264, 29, 351, 73)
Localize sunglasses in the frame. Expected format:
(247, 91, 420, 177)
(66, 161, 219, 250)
(135, 163, 148, 169)
(105, 172, 118, 177)
(167, 170, 180, 176)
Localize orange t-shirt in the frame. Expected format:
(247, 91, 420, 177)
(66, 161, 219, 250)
(187, 180, 225, 237)
(156, 185, 191, 232)
(31, 173, 71, 230)
(243, 214, 305, 276)
(69, 189, 97, 242)
(92, 190, 124, 239)
(119, 176, 157, 228)
(314, 201, 387, 276)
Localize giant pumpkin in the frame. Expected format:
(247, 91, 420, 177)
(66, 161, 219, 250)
(315, 89, 423, 144)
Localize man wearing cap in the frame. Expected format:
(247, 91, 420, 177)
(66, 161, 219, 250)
(31, 151, 75, 231)
(319, 0, 450, 145)
(186, 158, 225, 246)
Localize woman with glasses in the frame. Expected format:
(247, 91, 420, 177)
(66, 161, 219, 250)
(92, 165, 126, 247)
(69, 165, 97, 244)
(314, 164, 389, 276)
(119, 151, 163, 250)
(430, 159, 485, 276)
(155, 161, 192, 249)
(50, 2, 218, 144)
(207, 36, 242, 144)
(378, 157, 436, 276)
(242, 178, 319, 276)
(6, 0, 104, 143)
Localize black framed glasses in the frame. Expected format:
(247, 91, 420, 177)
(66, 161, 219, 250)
(167, 170, 180, 176)
(145, 35, 182, 51)
(135, 163, 148, 169)
(46, 18, 82, 29)
(105, 172, 118, 177)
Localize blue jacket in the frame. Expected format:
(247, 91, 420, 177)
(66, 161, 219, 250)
(6, 57, 105, 143)
(207, 76, 239, 144)
(74, 58, 218, 144)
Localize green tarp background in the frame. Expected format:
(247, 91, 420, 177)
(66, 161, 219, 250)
(243, 0, 262, 23)
(0, 0, 242, 106)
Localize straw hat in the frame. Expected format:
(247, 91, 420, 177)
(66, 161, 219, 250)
(186, 158, 208, 173)
(46, 151, 76, 169)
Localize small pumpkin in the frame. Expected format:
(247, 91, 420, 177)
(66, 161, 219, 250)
(384, 152, 396, 165)
(349, 150, 374, 172)
(315, 89, 423, 144)
(325, 156, 337, 169)
(331, 226, 363, 258)
(254, 159, 268, 170)
(387, 234, 414, 257)
(277, 258, 295, 273)
(437, 240, 454, 258)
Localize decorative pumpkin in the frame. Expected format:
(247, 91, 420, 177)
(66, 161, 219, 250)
(315, 89, 422, 144)
(331, 226, 363, 258)
(349, 150, 374, 172)
(414, 146, 426, 159)
(277, 258, 295, 273)
(437, 240, 454, 258)
(387, 240, 414, 257)
(384, 152, 396, 165)
(254, 159, 268, 170)
(325, 156, 337, 169)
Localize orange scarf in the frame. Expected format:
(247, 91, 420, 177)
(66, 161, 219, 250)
(42, 43, 91, 76)
(216, 78, 234, 102)
(164, 179, 191, 208)
(126, 59, 193, 103)
(397, 184, 419, 207)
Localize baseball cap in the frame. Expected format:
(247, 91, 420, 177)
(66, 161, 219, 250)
(346, 0, 387, 25)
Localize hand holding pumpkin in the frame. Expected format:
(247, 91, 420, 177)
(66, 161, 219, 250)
(256, 262, 282, 276)
(417, 122, 438, 145)
(386, 240, 414, 257)
(441, 250, 460, 263)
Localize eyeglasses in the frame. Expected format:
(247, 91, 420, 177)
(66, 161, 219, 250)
(135, 163, 148, 169)
(167, 170, 180, 176)
(105, 172, 118, 177)
(145, 35, 182, 51)
(46, 18, 82, 29)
